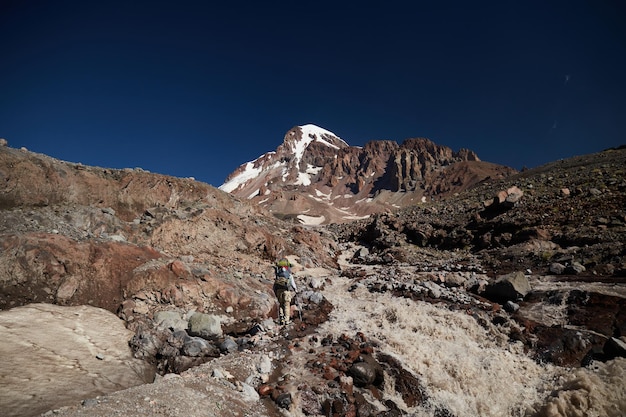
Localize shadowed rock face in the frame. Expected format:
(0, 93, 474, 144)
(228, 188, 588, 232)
(0, 303, 154, 417)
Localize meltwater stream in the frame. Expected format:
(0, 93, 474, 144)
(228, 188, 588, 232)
(319, 274, 626, 417)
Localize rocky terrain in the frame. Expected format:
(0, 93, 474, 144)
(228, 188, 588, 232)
(0, 139, 625, 417)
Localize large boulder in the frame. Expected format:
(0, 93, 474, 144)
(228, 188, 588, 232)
(188, 312, 222, 339)
(482, 271, 531, 303)
(0, 303, 154, 417)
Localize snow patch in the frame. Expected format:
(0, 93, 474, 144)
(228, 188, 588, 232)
(297, 214, 326, 225)
(295, 172, 311, 186)
(219, 162, 262, 193)
(314, 189, 331, 200)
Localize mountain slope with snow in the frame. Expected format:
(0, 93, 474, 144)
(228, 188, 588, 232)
(220, 124, 517, 224)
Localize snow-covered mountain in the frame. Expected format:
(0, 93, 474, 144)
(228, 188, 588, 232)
(220, 124, 517, 224)
(220, 124, 348, 195)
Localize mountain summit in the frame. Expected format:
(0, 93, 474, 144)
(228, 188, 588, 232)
(220, 125, 517, 224)
(220, 124, 348, 195)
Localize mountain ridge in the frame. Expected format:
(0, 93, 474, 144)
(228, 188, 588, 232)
(220, 125, 517, 224)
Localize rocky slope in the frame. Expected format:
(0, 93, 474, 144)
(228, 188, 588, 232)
(220, 125, 517, 224)
(1, 140, 625, 417)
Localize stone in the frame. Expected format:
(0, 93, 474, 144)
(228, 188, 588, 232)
(275, 392, 292, 409)
(604, 337, 626, 359)
(182, 336, 210, 357)
(348, 362, 377, 387)
(258, 384, 273, 396)
(257, 354, 272, 374)
(504, 300, 520, 313)
(219, 337, 238, 354)
(188, 312, 222, 339)
(483, 271, 531, 303)
(154, 310, 188, 331)
(565, 262, 586, 274)
(169, 260, 191, 278)
(0, 304, 154, 417)
(240, 382, 260, 402)
(299, 387, 322, 415)
(549, 262, 566, 274)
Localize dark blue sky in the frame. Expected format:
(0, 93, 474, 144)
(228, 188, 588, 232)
(1, 1, 624, 187)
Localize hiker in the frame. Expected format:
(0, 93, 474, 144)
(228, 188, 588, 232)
(273, 258, 298, 325)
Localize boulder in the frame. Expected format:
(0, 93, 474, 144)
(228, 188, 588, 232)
(188, 312, 222, 339)
(183, 336, 211, 357)
(154, 310, 188, 331)
(549, 262, 566, 274)
(604, 337, 626, 360)
(0, 303, 154, 417)
(483, 271, 531, 303)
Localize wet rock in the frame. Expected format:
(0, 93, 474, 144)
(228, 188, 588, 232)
(504, 300, 520, 313)
(354, 392, 378, 417)
(378, 353, 426, 407)
(483, 271, 531, 303)
(349, 362, 376, 387)
(604, 337, 626, 360)
(348, 355, 384, 388)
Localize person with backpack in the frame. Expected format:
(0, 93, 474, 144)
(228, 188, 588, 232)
(273, 258, 298, 325)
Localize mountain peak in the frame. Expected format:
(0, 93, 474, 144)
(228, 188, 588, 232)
(280, 125, 348, 160)
(219, 125, 348, 194)
(220, 126, 516, 224)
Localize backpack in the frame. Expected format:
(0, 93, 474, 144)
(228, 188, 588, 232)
(274, 258, 291, 288)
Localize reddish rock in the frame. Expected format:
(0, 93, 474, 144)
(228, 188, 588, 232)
(169, 260, 190, 278)
(258, 384, 273, 397)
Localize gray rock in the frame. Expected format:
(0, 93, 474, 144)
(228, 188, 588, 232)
(188, 312, 222, 339)
(422, 281, 442, 299)
(167, 329, 188, 349)
(240, 382, 260, 402)
(154, 310, 188, 331)
(504, 300, 520, 313)
(275, 392, 292, 409)
(309, 276, 325, 289)
(549, 262, 566, 274)
(130, 329, 163, 359)
(349, 362, 377, 387)
(483, 271, 531, 302)
(565, 262, 586, 274)
(183, 336, 210, 357)
(257, 354, 272, 374)
(304, 290, 324, 304)
(219, 337, 238, 354)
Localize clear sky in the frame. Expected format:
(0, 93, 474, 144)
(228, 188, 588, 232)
(1, 1, 624, 187)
